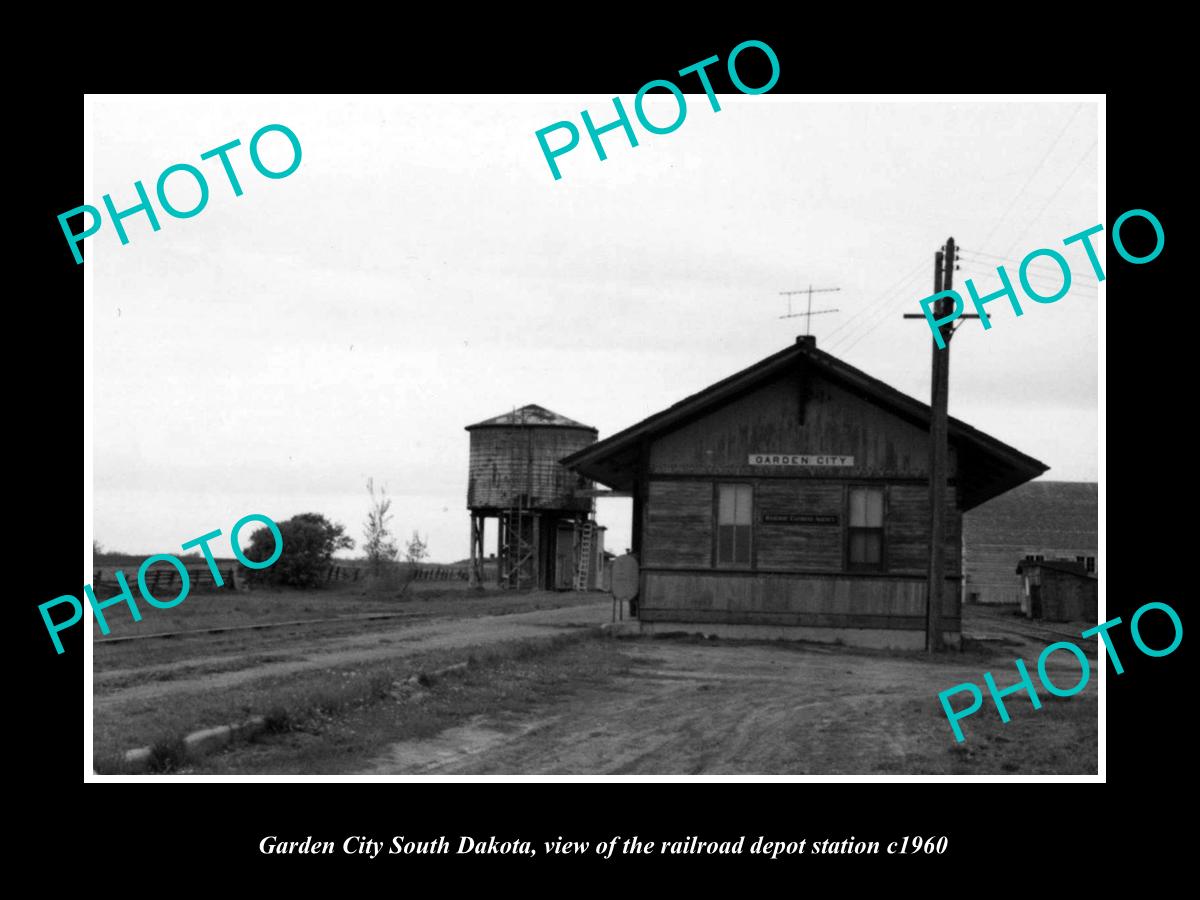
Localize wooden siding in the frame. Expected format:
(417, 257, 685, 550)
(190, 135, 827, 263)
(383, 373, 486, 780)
(649, 369, 958, 480)
(641, 571, 961, 631)
(467, 426, 595, 511)
(643, 480, 712, 568)
(886, 484, 961, 576)
(754, 481, 845, 571)
(640, 478, 961, 578)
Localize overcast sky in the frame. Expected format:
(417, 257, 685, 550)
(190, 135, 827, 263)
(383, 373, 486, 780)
(89, 95, 1099, 562)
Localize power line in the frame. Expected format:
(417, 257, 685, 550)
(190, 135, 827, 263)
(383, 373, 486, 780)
(961, 246, 1099, 272)
(826, 266, 928, 355)
(1002, 137, 1099, 258)
(823, 260, 926, 344)
(977, 104, 1084, 251)
(831, 266, 934, 356)
(958, 249, 1099, 282)
(957, 266, 1098, 294)
(957, 260, 1097, 291)
(829, 266, 930, 354)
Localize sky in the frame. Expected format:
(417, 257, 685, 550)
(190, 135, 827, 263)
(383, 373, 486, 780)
(88, 95, 1100, 562)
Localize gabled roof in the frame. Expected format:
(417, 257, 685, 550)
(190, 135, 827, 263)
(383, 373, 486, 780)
(466, 403, 596, 431)
(561, 336, 1049, 511)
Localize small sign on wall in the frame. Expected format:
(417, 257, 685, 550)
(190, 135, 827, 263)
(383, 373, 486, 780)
(761, 513, 840, 525)
(749, 453, 854, 466)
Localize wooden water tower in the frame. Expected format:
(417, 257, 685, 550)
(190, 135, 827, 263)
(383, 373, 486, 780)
(465, 404, 602, 590)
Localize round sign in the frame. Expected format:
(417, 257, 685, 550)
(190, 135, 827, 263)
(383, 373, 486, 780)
(610, 553, 639, 603)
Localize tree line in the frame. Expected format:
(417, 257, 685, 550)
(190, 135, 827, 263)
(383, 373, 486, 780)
(96, 478, 430, 590)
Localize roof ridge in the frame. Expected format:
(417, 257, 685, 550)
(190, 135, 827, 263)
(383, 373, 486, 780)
(561, 339, 1049, 510)
(466, 403, 597, 431)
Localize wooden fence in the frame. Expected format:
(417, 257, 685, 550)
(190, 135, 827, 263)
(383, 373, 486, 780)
(94, 565, 244, 593)
(93, 561, 472, 591)
(332, 564, 470, 583)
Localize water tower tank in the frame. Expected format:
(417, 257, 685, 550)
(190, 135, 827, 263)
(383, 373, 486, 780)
(466, 404, 597, 513)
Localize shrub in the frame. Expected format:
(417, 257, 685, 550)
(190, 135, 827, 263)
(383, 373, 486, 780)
(245, 512, 354, 588)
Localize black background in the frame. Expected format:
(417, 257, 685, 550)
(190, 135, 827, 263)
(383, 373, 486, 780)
(16, 21, 1182, 883)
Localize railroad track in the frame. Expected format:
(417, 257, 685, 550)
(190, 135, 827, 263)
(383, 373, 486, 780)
(93, 610, 420, 645)
(968, 610, 1094, 646)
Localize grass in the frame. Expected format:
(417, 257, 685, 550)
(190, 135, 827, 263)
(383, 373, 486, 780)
(95, 653, 298, 693)
(869, 692, 1099, 775)
(193, 631, 627, 775)
(94, 629, 611, 773)
(91, 580, 601, 642)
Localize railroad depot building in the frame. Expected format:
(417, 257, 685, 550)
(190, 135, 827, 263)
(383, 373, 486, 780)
(563, 336, 1048, 649)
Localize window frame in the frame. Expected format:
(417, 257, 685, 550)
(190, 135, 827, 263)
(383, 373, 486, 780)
(844, 483, 887, 572)
(713, 481, 755, 569)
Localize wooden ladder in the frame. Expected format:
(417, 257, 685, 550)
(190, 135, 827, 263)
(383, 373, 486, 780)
(501, 506, 535, 589)
(573, 521, 593, 591)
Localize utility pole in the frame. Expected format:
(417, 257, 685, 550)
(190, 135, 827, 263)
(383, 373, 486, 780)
(903, 238, 977, 652)
(927, 242, 952, 652)
(780, 285, 840, 335)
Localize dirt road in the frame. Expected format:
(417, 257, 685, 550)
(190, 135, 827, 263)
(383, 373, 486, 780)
(94, 598, 613, 713)
(362, 618, 1098, 775)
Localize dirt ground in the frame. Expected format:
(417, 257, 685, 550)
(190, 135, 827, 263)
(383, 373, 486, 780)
(357, 619, 1097, 775)
(172, 603, 1098, 776)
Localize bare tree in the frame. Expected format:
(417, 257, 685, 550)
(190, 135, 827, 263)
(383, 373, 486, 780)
(363, 477, 399, 575)
(405, 531, 429, 564)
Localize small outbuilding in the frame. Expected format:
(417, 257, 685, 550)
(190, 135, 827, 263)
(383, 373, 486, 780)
(1014, 559, 1097, 623)
(962, 480, 1097, 605)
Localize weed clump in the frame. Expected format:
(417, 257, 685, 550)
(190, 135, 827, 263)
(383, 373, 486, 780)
(263, 707, 294, 734)
(146, 736, 189, 773)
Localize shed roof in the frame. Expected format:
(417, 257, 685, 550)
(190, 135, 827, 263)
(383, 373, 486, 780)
(1015, 559, 1093, 578)
(561, 336, 1048, 511)
(466, 404, 596, 432)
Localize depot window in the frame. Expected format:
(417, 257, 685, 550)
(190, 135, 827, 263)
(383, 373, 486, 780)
(847, 486, 885, 570)
(716, 483, 753, 567)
